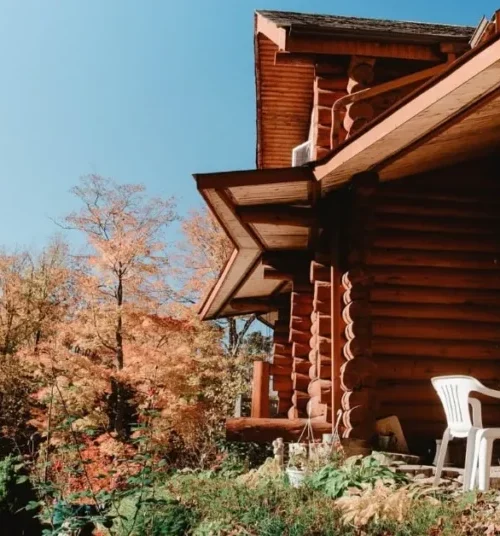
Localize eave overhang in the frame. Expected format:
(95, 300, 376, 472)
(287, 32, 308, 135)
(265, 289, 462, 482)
(193, 167, 315, 320)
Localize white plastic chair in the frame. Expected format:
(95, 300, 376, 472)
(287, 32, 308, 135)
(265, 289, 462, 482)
(431, 375, 500, 490)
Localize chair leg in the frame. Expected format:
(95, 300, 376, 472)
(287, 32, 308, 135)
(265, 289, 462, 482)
(478, 437, 493, 492)
(434, 429, 450, 486)
(463, 429, 478, 491)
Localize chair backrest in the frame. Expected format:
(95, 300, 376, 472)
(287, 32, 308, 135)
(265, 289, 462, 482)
(431, 375, 483, 437)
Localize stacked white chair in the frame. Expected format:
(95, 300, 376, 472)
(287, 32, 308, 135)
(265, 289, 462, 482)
(431, 375, 500, 491)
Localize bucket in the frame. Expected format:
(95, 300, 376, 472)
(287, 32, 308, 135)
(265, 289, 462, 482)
(286, 467, 306, 488)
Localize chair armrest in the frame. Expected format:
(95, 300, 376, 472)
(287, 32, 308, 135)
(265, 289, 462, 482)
(475, 383, 500, 400)
(469, 398, 483, 428)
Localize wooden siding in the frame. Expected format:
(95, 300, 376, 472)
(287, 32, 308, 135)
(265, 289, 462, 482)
(369, 162, 500, 445)
(257, 34, 315, 168)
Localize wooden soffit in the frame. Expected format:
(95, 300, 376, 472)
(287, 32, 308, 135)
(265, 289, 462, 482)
(313, 33, 500, 189)
(194, 167, 315, 320)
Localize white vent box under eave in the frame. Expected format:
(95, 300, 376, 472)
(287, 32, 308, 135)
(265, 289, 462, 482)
(291, 140, 312, 167)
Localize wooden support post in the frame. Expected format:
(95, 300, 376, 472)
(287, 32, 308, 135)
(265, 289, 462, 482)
(251, 361, 270, 418)
(340, 171, 379, 441)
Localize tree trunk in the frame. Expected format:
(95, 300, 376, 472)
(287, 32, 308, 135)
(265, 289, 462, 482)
(113, 273, 126, 440)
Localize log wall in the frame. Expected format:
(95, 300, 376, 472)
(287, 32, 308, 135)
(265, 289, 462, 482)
(369, 161, 500, 446)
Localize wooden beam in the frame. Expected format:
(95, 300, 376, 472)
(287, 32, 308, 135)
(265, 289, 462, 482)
(237, 205, 316, 227)
(251, 361, 270, 418)
(194, 167, 312, 190)
(226, 418, 332, 442)
(286, 35, 442, 61)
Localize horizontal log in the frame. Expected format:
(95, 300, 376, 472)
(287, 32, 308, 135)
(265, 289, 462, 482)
(343, 285, 370, 305)
(287, 407, 300, 419)
(343, 404, 376, 428)
(290, 302, 315, 316)
(345, 321, 372, 341)
(293, 358, 311, 375)
(373, 317, 500, 342)
(372, 266, 500, 290)
(272, 376, 292, 392)
(310, 261, 330, 283)
(226, 418, 333, 443)
(371, 285, 500, 306)
(309, 362, 332, 380)
(378, 403, 444, 423)
(340, 358, 376, 390)
(273, 343, 292, 356)
(343, 338, 372, 360)
(292, 342, 310, 358)
(342, 419, 376, 441)
(373, 337, 500, 360)
(317, 75, 349, 90)
(375, 358, 500, 383)
(311, 314, 332, 336)
(342, 269, 374, 290)
(368, 248, 500, 272)
(314, 281, 332, 303)
(344, 101, 374, 132)
(315, 88, 348, 107)
(374, 230, 500, 254)
(309, 349, 331, 365)
(372, 302, 500, 324)
(277, 398, 292, 415)
(292, 390, 309, 409)
(271, 356, 292, 368)
(306, 396, 331, 421)
(273, 333, 291, 344)
(349, 61, 375, 85)
(376, 198, 500, 221)
(271, 364, 292, 376)
(309, 334, 332, 351)
(308, 378, 332, 398)
(292, 372, 310, 391)
(290, 315, 312, 332)
(289, 328, 311, 345)
(342, 389, 378, 411)
(375, 213, 500, 236)
(291, 291, 314, 306)
(376, 402, 500, 425)
(273, 352, 293, 362)
(343, 301, 372, 323)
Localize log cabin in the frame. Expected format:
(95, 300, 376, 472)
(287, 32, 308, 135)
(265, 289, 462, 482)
(193, 9, 500, 453)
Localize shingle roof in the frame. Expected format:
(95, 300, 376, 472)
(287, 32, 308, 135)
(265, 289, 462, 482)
(257, 10, 475, 42)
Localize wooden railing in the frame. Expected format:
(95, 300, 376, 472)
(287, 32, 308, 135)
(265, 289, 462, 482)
(330, 63, 447, 149)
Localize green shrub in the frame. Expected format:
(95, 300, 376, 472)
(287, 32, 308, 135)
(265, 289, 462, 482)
(0, 455, 42, 535)
(308, 455, 408, 499)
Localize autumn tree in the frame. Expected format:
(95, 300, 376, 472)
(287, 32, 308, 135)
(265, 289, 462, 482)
(63, 175, 176, 439)
(0, 238, 73, 453)
(180, 207, 270, 358)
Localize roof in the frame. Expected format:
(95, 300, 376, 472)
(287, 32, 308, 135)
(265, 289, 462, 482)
(254, 10, 475, 170)
(257, 10, 475, 43)
(196, 12, 500, 322)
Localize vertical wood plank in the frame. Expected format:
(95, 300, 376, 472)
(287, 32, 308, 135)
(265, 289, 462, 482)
(251, 361, 270, 418)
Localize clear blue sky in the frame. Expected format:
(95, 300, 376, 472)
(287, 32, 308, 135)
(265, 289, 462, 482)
(0, 0, 495, 249)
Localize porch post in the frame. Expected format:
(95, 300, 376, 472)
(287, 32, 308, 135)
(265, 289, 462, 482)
(251, 361, 270, 418)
